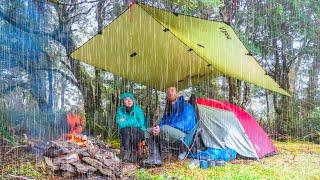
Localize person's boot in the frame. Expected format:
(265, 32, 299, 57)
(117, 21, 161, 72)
(142, 138, 162, 167)
(122, 150, 131, 163)
(131, 150, 137, 163)
(160, 140, 171, 161)
(178, 143, 188, 161)
(136, 140, 146, 160)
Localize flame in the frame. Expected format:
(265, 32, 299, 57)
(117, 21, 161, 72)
(66, 133, 87, 146)
(65, 112, 87, 146)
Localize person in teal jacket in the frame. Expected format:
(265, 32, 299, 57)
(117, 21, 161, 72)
(116, 92, 146, 162)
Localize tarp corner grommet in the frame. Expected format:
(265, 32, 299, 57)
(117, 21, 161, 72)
(173, 12, 179, 16)
(130, 52, 137, 58)
(163, 28, 169, 32)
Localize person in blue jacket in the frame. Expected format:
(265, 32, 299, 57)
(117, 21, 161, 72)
(143, 87, 196, 166)
(116, 92, 146, 163)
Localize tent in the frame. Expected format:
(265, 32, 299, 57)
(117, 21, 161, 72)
(193, 98, 276, 159)
(70, 2, 278, 160)
(71, 3, 289, 96)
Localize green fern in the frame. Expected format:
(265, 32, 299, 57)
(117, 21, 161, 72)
(0, 101, 14, 144)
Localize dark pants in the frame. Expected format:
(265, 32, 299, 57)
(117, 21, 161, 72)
(120, 127, 145, 151)
(145, 125, 187, 156)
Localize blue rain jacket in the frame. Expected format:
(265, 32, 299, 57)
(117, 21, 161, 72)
(159, 96, 196, 134)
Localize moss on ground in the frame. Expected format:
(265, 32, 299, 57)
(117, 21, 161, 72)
(106, 138, 121, 149)
(136, 141, 320, 180)
(5, 162, 42, 178)
(1, 141, 319, 179)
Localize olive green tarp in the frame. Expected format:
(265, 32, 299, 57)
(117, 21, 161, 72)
(71, 3, 289, 96)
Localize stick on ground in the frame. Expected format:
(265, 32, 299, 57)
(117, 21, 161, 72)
(5, 145, 28, 155)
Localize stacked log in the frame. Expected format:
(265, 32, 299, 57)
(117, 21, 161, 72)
(43, 138, 137, 178)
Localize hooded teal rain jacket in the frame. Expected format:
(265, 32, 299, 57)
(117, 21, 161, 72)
(115, 93, 146, 131)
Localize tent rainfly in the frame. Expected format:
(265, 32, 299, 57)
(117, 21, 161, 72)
(71, 3, 289, 96)
(195, 98, 277, 159)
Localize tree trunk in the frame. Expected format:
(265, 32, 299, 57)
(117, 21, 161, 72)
(47, 57, 54, 112)
(305, 49, 320, 116)
(270, 13, 283, 135)
(275, 17, 294, 137)
(228, 77, 241, 105)
(265, 91, 271, 132)
(241, 82, 250, 108)
(29, 68, 48, 112)
(60, 79, 66, 109)
(52, 3, 108, 135)
(94, 69, 103, 123)
(224, 0, 243, 106)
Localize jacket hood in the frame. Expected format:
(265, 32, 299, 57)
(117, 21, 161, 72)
(174, 96, 186, 106)
(167, 96, 187, 114)
(120, 92, 136, 103)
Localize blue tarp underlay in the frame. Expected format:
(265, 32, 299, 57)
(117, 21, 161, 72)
(188, 147, 237, 162)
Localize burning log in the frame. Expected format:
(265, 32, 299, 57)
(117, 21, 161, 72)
(43, 137, 135, 178)
(41, 109, 137, 178)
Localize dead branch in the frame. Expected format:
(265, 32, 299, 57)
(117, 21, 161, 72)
(7, 174, 31, 180)
(47, 0, 102, 6)
(0, 10, 53, 38)
(36, 68, 78, 86)
(5, 145, 29, 155)
(7, 174, 35, 180)
(66, 3, 97, 24)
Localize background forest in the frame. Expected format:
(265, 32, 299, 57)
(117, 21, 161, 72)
(0, 0, 319, 145)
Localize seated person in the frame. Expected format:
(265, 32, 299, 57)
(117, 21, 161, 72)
(116, 92, 146, 163)
(144, 87, 196, 166)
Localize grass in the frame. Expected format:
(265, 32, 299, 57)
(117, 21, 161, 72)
(106, 138, 121, 149)
(4, 162, 42, 178)
(1, 141, 319, 179)
(135, 141, 320, 180)
(0, 152, 44, 179)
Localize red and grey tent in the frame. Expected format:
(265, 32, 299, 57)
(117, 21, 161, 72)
(195, 98, 276, 159)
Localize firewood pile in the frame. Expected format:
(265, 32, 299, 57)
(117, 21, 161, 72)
(43, 136, 137, 178)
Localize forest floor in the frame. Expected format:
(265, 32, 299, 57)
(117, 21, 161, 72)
(0, 141, 319, 179)
(136, 141, 320, 179)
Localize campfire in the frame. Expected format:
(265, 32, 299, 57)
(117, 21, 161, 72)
(65, 111, 87, 145)
(42, 112, 137, 178)
(66, 133, 88, 146)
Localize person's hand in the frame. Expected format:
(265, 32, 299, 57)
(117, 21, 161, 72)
(153, 125, 160, 136)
